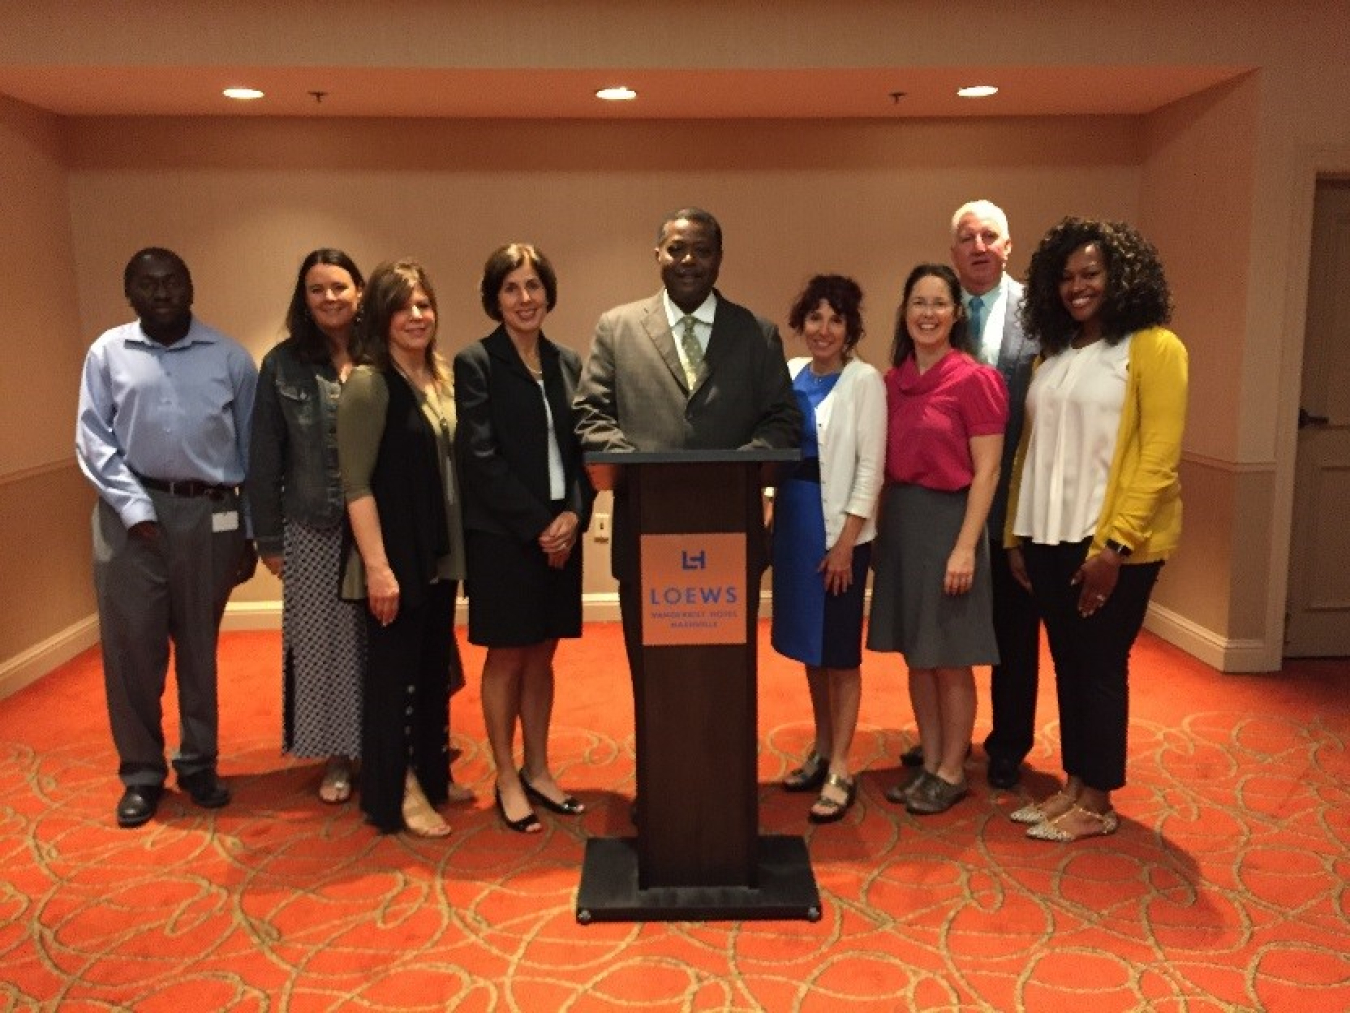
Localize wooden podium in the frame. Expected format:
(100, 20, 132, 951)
(575, 449, 821, 923)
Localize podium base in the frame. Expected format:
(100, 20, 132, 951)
(575, 835, 821, 923)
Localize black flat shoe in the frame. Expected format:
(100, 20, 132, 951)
(116, 785, 163, 828)
(519, 768, 585, 815)
(178, 770, 230, 809)
(494, 788, 541, 834)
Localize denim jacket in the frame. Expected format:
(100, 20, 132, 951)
(246, 339, 345, 557)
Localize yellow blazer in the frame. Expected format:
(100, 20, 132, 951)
(1005, 326, 1187, 564)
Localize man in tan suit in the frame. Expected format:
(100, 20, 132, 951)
(574, 206, 800, 656)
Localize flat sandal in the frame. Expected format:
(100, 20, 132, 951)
(402, 773, 451, 839)
(318, 760, 352, 805)
(782, 750, 828, 793)
(1026, 805, 1120, 842)
(807, 773, 856, 824)
(1009, 790, 1076, 825)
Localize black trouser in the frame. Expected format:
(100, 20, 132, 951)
(360, 580, 457, 832)
(982, 542, 1043, 765)
(1022, 540, 1161, 793)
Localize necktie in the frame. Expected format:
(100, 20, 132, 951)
(968, 295, 985, 348)
(679, 315, 703, 388)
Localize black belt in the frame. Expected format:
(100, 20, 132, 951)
(136, 473, 235, 500)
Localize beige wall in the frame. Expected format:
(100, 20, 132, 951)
(0, 96, 95, 690)
(1137, 76, 1261, 643)
(0, 96, 86, 472)
(61, 115, 1141, 607)
(6, 1, 1350, 681)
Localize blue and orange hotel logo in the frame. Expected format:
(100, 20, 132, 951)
(639, 533, 746, 645)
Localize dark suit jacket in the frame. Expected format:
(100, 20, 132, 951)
(572, 289, 801, 578)
(986, 277, 1037, 537)
(453, 326, 593, 543)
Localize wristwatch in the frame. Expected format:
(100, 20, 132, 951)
(1104, 538, 1133, 558)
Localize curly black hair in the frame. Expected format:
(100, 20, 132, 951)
(787, 274, 865, 354)
(1020, 217, 1172, 354)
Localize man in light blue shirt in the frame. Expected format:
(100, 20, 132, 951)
(76, 247, 258, 828)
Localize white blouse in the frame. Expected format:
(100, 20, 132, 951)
(1013, 334, 1132, 545)
(787, 357, 887, 546)
(533, 374, 566, 501)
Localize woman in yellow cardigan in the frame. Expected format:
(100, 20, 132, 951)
(1005, 217, 1187, 842)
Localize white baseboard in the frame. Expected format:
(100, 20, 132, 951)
(223, 592, 629, 630)
(220, 600, 283, 631)
(0, 614, 100, 701)
(1144, 601, 1275, 673)
(581, 592, 622, 623)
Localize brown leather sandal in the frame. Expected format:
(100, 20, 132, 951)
(783, 750, 828, 793)
(808, 773, 857, 824)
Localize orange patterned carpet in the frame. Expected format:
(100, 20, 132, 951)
(1, 623, 1348, 1011)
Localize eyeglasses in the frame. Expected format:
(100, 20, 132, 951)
(907, 299, 955, 312)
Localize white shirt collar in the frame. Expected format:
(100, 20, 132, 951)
(963, 276, 1005, 308)
(663, 290, 718, 331)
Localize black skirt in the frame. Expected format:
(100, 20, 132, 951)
(464, 514, 583, 647)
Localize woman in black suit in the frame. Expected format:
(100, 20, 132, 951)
(454, 244, 592, 833)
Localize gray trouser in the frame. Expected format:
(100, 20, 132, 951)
(92, 490, 243, 787)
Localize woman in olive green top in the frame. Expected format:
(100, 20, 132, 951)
(338, 259, 471, 837)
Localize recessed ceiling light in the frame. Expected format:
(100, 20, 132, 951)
(223, 87, 265, 101)
(596, 86, 637, 102)
(957, 85, 999, 99)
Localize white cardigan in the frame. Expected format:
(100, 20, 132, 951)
(787, 357, 887, 546)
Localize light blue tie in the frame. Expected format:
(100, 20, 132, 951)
(968, 295, 985, 347)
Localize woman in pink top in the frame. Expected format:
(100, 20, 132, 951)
(867, 264, 1008, 815)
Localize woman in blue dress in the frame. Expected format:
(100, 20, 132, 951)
(771, 275, 887, 823)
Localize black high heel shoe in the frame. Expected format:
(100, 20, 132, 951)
(494, 787, 541, 834)
(519, 768, 585, 816)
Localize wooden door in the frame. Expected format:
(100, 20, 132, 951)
(1286, 180, 1350, 656)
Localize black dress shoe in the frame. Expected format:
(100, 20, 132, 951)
(494, 788, 541, 834)
(117, 785, 163, 828)
(178, 770, 231, 809)
(519, 769, 585, 815)
(902, 742, 972, 767)
(986, 755, 1021, 790)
